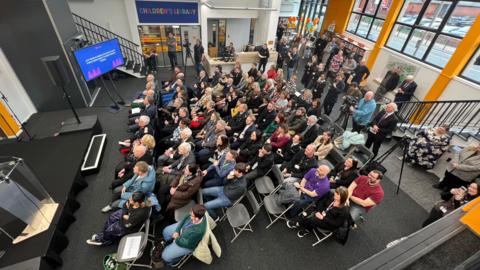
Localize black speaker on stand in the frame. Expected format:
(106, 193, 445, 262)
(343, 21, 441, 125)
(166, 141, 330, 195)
(41, 56, 99, 134)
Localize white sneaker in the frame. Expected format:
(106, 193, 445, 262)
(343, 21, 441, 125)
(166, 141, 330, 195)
(86, 239, 102, 246)
(101, 205, 112, 213)
(91, 234, 98, 240)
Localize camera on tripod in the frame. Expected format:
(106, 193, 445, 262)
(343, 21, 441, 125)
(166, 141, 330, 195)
(340, 95, 358, 113)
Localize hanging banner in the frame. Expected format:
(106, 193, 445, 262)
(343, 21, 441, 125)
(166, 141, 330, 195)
(136, 1, 199, 24)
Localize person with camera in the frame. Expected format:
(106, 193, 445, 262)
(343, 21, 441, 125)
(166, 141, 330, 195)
(193, 39, 205, 76)
(364, 102, 398, 157)
(423, 180, 479, 227)
(351, 91, 376, 133)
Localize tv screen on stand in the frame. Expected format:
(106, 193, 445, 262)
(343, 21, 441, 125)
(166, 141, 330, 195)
(73, 38, 124, 82)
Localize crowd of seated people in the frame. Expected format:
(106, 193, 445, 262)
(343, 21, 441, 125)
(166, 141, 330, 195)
(83, 34, 475, 265)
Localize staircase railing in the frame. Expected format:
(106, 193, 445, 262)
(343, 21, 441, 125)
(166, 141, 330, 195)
(71, 13, 146, 75)
(395, 99, 480, 138)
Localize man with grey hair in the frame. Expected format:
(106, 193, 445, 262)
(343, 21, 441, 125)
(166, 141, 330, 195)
(375, 66, 400, 101)
(365, 102, 398, 157)
(112, 144, 153, 189)
(300, 115, 320, 148)
(122, 115, 153, 147)
(157, 142, 196, 187)
(352, 91, 376, 133)
(394, 74, 417, 109)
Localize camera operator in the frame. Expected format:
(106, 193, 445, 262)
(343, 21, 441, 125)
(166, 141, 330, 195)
(364, 102, 398, 157)
(351, 91, 376, 133)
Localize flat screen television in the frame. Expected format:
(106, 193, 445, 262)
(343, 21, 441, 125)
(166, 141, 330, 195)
(73, 38, 124, 81)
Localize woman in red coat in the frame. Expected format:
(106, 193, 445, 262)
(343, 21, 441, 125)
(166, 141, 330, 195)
(269, 124, 291, 151)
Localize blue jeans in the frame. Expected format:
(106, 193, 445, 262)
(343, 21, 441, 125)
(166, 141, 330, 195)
(289, 194, 316, 218)
(162, 223, 193, 265)
(349, 202, 366, 222)
(202, 186, 232, 218)
(286, 67, 295, 81)
(195, 61, 203, 75)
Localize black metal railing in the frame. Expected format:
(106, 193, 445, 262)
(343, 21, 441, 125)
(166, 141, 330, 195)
(396, 99, 480, 138)
(71, 13, 145, 74)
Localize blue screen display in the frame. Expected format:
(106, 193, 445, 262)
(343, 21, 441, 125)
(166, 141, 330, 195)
(73, 39, 124, 81)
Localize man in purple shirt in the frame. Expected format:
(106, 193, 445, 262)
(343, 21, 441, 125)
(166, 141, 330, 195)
(288, 165, 331, 217)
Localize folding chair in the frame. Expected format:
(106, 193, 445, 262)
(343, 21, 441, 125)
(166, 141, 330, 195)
(174, 200, 195, 222)
(351, 144, 374, 170)
(311, 228, 333, 247)
(226, 190, 261, 243)
(116, 210, 152, 269)
(170, 253, 192, 269)
(263, 190, 295, 229)
(254, 166, 283, 205)
(332, 123, 345, 139)
(320, 114, 334, 130)
(219, 193, 245, 222)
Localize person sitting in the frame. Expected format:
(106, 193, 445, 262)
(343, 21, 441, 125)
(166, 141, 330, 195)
(203, 163, 248, 220)
(103, 161, 155, 212)
(200, 135, 230, 169)
(225, 103, 248, 136)
(287, 107, 307, 135)
(128, 95, 157, 132)
(157, 164, 203, 217)
(202, 150, 237, 188)
(238, 130, 263, 163)
(434, 144, 480, 191)
(120, 116, 153, 149)
(405, 125, 451, 169)
(231, 115, 256, 149)
(268, 124, 292, 151)
(161, 204, 207, 265)
(299, 115, 321, 148)
(423, 180, 479, 227)
(329, 158, 359, 189)
(247, 63, 259, 80)
(244, 144, 275, 185)
(347, 170, 385, 222)
(274, 134, 303, 164)
(312, 131, 333, 160)
(157, 142, 196, 187)
(262, 112, 286, 139)
(255, 101, 277, 131)
(196, 120, 227, 162)
(288, 165, 331, 218)
(158, 119, 191, 152)
(280, 144, 318, 183)
(87, 191, 151, 246)
(112, 144, 153, 189)
(267, 64, 277, 79)
(286, 186, 350, 238)
(157, 128, 194, 166)
(307, 99, 322, 118)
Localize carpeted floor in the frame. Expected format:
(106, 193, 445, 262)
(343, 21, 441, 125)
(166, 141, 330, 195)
(21, 66, 429, 269)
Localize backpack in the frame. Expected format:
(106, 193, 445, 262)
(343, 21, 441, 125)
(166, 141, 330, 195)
(276, 182, 301, 204)
(150, 238, 167, 268)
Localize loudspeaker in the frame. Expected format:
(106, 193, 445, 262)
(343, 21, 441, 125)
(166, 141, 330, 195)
(41, 55, 69, 87)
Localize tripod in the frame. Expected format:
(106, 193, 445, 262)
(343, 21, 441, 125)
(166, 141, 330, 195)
(367, 137, 409, 195)
(0, 90, 34, 141)
(335, 107, 351, 130)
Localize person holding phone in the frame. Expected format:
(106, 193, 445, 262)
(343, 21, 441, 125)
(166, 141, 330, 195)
(423, 180, 479, 227)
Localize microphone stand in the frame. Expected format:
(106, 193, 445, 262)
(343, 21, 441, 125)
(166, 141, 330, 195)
(0, 90, 34, 141)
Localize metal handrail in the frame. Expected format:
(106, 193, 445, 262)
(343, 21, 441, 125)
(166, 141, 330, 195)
(71, 13, 144, 70)
(395, 99, 480, 138)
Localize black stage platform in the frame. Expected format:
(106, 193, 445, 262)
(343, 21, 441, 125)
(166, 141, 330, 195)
(0, 130, 95, 269)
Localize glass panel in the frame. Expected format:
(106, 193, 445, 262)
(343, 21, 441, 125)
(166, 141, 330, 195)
(347, 13, 362, 33)
(397, 0, 427, 25)
(404, 29, 435, 59)
(419, 1, 451, 30)
(386, 24, 412, 51)
(364, 0, 379, 15)
(357, 15, 373, 37)
(443, 1, 480, 37)
(426, 34, 461, 67)
(461, 47, 480, 84)
(377, 0, 393, 19)
(368, 19, 385, 41)
(353, 0, 367, 13)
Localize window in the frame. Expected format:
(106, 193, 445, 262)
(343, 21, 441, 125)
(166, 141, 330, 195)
(346, 0, 393, 42)
(296, 0, 329, 35)
(386, 0, 480, 69)
(460, 47, 480, 84)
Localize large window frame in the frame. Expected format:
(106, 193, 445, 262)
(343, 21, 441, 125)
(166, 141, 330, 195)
(346, 0, 392, 42)
(460, 46, 480, 85)
(296, 0, 329, 35)
(385, 0, 479, 69)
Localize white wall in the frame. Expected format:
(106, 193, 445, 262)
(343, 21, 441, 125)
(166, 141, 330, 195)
(254, 0, 282, 47)
(280, 0, 301, 17)
(226, 19, 251, 51)
(439, 77, 480, 101)
(0, 48, 36, 124)
(367, 48, 441, 100)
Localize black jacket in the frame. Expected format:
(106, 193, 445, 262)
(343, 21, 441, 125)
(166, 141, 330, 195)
(256, 109, 277, 131)
(274, 142, 302, 163)
(312, 193, 350, 232)
(239, 139, 263, 162)
(382, 71, 400, 91)
(281, 152, 317, 179)
(249, 153, 274, 176)
(228, 111, 248, 134)
(328, 163, 359, 189)
(301, 124, 321, 148)
(223, 176, 247, 202)
(394, 80, 417, 102)
(369, 111, 398, 138)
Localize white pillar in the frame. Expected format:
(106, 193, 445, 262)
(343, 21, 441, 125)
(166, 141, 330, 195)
(253, 0, 281, 48)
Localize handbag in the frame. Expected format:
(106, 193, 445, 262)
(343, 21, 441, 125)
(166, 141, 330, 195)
(103, 253, 126, 270)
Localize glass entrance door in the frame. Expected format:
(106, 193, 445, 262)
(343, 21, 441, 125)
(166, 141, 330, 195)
(138, 25, 184, 68)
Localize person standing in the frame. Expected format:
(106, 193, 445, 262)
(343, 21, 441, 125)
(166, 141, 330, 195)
(323, 74, 345, 116)
(394, 75, 417, 109)
(258, 43, 270, 73)
(286, 47, 299, 81)
(193, 39, 205, 76)
(375, 67, 400, 101)
(351, 91, 376, 133)
(167, 32, 178, 70)
(276, 38, 288, 69)
(352, 60, 370, 85)
(365, 103, 398, 157)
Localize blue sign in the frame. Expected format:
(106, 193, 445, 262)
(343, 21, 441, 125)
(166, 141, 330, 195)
(136, 1, 199, 24)
(73, 39, 124, 81)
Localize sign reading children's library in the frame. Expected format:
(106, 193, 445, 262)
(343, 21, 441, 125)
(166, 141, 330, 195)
(136, 1, 199, 24)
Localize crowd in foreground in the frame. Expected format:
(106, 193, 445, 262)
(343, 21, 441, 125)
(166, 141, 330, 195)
(83, 33, 480, 267)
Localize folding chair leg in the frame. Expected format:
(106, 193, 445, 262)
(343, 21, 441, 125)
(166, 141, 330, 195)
(265, 204, 294, 229)
(312, 230, 332, 247)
